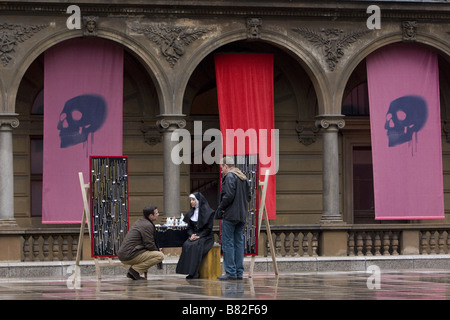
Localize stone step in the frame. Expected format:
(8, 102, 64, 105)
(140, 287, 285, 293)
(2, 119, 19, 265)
(1, 255, 449, 279)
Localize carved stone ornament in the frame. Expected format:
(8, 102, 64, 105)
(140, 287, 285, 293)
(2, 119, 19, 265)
(140, 121, 162, 146)
(0, 23, 47, 66)
(83, 16, 98, 37)
(129, 22, 211, 67)
(156, 118, 187, 131)
(296, 124, 319, 146)
(292, 27, 371, 71)
(0, 115, 19, 129)
(315, 116, 345, 130)
(402, 21, 417, 42)
(247, 18, 262, 39)
(443, 121, 450, 144)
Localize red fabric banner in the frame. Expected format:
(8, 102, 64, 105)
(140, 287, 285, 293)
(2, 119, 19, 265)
(215, 54, 277, 219)
(367, 43, 444, 220)
(43, 38, 123, 223)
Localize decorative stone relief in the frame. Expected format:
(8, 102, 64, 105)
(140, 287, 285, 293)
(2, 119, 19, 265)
(296, 123, 319, 146)
(140, 121, 161, 146)
(0, 116, 19, 129)
(402, 21, 417, 42)
(157, 118, 186, 130)
(247, 18, 262, 39)
(83, 16, 98, 37)
(443, 121, 450, 144)
(315, 116, 345, 130)
(129, 22, 211, 67)
(0, 23, 47, 66)
(292, 27, 370, 71)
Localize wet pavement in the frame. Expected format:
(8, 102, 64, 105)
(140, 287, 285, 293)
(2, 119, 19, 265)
(1, 269, 450, 300)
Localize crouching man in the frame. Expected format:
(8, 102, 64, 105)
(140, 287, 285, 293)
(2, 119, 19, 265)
(118, 205, 164, 280)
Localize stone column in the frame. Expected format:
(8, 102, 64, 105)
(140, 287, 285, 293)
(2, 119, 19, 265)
(157, 118, 186, 218)
(315, 115, 345, 223)
(0, 114, 19, 227)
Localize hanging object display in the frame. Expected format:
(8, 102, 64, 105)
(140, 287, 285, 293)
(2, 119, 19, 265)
(220, 155, 258, 256)
(237, 154, 259, 256)
(90, 156, 129, 257)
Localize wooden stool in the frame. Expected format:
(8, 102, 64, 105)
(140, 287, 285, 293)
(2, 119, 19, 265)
(199, 243, 221, 279)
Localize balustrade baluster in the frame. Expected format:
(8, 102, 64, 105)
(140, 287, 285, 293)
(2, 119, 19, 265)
(32, 235, 40, 261)
(420, 231, 428, 254)
(447, 231, 450, 255)
(52, 236, 60, 261)
(292, 232, 299, 256)
(266, 234, 270, 257)
(392, 232, 399, 255)
(71, 236, 78, 260)
(42, 235, 50, 261)
(302, 232, 309, 257)
(429, 231, 436, 254)
(311, 232, 318, 257)
(356, 233, 363, 256)
(348, 232, 355, 256)
(284, 232, 292, 257)
(62, 235, 69, 260)
(365, 232, 373, 256)
(374, 232, 381, 256)
(438, 231, 445, 254)
(382, 232, 390, 256)
(23, 235, 31, 261)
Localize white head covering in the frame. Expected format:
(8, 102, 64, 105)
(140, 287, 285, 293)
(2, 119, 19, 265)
(189, 193, 199, 222)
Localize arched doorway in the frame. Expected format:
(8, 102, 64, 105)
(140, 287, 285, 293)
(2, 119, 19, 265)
(14, 38, 159, 227)
(184, 40, 319, 224)
(342, 43, 450, 224)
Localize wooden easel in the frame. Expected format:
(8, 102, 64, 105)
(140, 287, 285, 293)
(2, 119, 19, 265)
(75, 172, 123, 280)
(249, 169, 279, 278)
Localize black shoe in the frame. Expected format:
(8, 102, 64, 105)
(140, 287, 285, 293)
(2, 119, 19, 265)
(127, 267, 144, 280)
(236, 276, 243, 280)
(217, 274, 237, 281)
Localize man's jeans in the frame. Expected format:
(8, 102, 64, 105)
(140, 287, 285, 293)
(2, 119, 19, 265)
(221, 220, 245, 278)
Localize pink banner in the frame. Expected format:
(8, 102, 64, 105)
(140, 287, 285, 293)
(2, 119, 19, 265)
(43, 38, 123, 223)
(367, 43, 444, 220)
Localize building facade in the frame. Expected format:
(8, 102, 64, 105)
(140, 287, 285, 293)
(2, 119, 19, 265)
(1, 0, 450, 260)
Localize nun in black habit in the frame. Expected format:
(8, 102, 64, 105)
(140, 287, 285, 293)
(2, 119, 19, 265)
(176, 192, 215, 279)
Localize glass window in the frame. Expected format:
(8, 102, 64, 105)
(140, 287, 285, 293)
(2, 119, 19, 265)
(342, 82, 369, 116)
(352, 146, 375, 223)
(31, 90, 44, 115)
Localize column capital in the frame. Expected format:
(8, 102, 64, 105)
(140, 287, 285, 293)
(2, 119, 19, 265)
(156, 117, 186, 132)
(0, 113, 19, 130)
(315, 114, 345, 130)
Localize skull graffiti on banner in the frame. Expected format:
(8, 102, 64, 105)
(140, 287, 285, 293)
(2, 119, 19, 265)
(57, 94, 107, 148)
(385, 95, 427, 148)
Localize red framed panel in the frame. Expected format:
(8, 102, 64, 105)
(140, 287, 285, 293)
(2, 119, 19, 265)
(90, 156, 129, 257)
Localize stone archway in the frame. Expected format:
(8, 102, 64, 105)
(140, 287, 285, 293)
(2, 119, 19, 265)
(7, 29, 169, 117)
(181, 39, 321, 222)
(340, 37, 450, 224)
(12, 36, 164, 226)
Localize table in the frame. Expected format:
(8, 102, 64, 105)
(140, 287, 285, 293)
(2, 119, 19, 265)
(155, 227, 189, 248)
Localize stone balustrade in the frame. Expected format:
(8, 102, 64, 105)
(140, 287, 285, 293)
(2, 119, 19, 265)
(1, 225, 450, 261)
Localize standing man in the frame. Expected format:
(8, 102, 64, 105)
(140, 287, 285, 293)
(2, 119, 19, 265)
(118, 205, 164, 280)
(215, 156, 251, 280)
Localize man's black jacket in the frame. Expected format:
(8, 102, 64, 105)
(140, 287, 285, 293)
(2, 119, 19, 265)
(216, 169, 251, 224)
